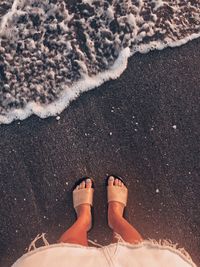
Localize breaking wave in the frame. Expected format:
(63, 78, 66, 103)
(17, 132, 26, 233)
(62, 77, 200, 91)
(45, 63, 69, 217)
(0, 0, 199, 124)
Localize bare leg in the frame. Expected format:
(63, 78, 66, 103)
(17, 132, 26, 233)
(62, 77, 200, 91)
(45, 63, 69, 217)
(108, 176, 143, 244)
(58, 179, 92, 246)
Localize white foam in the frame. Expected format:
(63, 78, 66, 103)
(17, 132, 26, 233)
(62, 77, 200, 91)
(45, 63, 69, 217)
(0, 0, 200, 124)
(152, 0, 165, 11)
(0, 47, 130, 123)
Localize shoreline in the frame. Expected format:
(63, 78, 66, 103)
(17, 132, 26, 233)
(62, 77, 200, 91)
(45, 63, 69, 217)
(0, 38, 199, 267)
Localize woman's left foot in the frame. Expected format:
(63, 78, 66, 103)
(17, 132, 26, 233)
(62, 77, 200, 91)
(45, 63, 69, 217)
(73, 178, 93, 231)
(107, 176, 128, 230)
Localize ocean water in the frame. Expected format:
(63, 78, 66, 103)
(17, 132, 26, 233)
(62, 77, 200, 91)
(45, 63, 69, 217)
(0, 0, 199, 124)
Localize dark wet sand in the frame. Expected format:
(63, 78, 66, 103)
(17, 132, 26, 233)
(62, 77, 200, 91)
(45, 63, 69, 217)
(0, 38, 200, 267)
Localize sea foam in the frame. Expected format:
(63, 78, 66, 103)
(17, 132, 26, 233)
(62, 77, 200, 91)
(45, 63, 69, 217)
(0, 0, 199, 124)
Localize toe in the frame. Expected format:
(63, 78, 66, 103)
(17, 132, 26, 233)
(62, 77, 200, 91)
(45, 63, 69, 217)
(76, 185, 79, 190)
(114, 178, 119, 186)
(86, 178, 92, 188)
(119, 180, 122, 187)
(80, 181, 85, 189)
(108, 176, 114, 186)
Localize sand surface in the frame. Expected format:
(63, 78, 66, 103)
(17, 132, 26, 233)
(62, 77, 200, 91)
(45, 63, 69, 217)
(0, 38, 199, 267)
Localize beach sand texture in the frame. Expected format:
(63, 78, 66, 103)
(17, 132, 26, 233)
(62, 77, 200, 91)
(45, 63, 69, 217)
(0, 1, 200, 266)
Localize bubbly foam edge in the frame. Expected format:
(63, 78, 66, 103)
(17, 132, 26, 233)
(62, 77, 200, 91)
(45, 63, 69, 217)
(0, 0, 200, 124)
(1, 31, 200, 124)
(0, 47, 130, 124)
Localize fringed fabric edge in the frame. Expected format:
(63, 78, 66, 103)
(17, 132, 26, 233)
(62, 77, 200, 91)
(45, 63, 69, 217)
(28, 233, 49, 252)
(112, 233, 197, 267)
(147, 238, 194, 264)
(24, 233, 196, 267)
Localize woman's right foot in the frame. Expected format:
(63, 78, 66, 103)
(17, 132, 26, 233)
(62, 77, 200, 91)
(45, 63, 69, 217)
(107, 176, 127, 230)
(73, 178, 93, 231)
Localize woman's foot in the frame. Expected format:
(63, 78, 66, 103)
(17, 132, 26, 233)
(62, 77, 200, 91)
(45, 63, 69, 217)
(73, 178, 93, 231)
(107, 176, 127, 230)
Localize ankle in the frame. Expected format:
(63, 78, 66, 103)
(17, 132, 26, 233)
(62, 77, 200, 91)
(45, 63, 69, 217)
(108, 202, 124, 220)
(75, 207, 92, 231)
(76, 204, 91, 216)
(76, 209, 91, 222)
(108, 210, 124, 230)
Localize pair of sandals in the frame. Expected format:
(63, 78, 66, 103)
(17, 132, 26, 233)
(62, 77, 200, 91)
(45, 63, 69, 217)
(73, 175, 128, 228)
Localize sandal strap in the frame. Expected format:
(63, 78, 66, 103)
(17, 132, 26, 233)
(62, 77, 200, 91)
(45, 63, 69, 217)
(107, 186, 128, 206)
(73, 188, 94, 209)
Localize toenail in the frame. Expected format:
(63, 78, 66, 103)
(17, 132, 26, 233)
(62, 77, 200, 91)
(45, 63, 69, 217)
(109, 176, 114, 180)
(86, 178, 91, 183)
